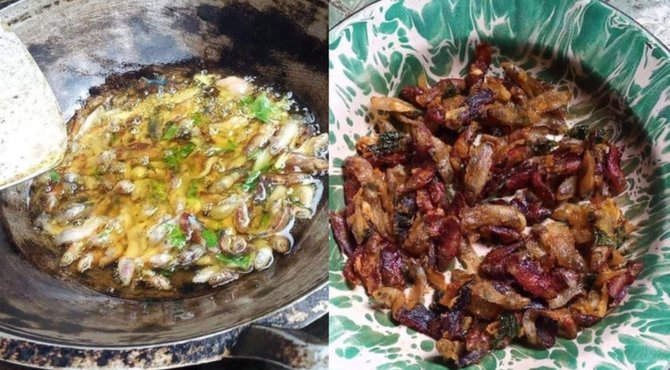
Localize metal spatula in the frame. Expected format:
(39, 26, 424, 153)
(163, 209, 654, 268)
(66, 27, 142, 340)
(0, 22, 66, 190)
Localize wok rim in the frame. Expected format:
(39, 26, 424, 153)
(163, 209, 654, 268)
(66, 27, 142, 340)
(0, 284, 325, 370)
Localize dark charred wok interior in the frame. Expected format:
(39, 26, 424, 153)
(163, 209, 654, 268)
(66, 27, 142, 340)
(330, 43, 641, 367)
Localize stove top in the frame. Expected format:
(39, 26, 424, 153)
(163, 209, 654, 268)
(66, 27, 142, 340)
(0, 315, 327, 370)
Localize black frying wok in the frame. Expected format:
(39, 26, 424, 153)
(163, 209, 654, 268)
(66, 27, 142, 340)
(0, 0, 327, 368)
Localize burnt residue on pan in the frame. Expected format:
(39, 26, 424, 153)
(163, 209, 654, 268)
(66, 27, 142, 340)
(0, 0, 327, 368)
(196, 3, 326, 71)
(0, 326, 243, 368)
(16, 0, 328, 124)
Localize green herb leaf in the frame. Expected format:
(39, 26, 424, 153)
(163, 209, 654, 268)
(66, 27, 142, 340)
(167, 224, 187, 249)
(164, 149, 179, 169)
(187, 179, 201, 199)
(179, 142, 196, 158)
(567, 124, 590, 140)
(110, 132, 120, 144)
(594, 228, 616, 247)
(594, 226, 627, 248)
(252, 93, 274, 123)
(165, 143, 197, 169)
(216, 253, 252, 270)
(48, 170, 61, 182)
(246, 148, 261, 161)
(493, 312, 520, 347)
(239, 95, 254, 109)
(369, 131, 405, 156)
(221, 140, 238, 153)
(240, 165, 271, 193)
(259, 212, 271, 228)
(159, 268, 174, 277)
(162, 122, 179, 140)
(240, 170, 262, 193)
(531, 139, 558, 155)
(191, 112, 204, 126)
(202, 229, 218, 249)
(151, 182, 167, 200)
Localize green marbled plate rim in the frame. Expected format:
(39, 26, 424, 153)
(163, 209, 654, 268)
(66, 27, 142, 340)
(330, 0, 670, 50)
(329, 0, 670, 369)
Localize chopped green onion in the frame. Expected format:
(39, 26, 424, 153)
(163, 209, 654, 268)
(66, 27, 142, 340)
(252, 93, 274, 123)
(191, 112, 203, 126)
(159, 268, 174, 277)
(216, 253, 252, 270)
(221, 140, 238, 153)
(164, 149, 179, 169)
(179, 142, 196, 158)
(167, 224, 187, 249)
(110, 132, 120, 144)
(48, 170, 61, 182)
(162, 122, 179, 140)
(259, 212, 271, 228)
(187, 179, 201, 199)
(246, 148, 261, 161)
(151, 182, 167, 200)
(239, 95, 254, 109)
(252, 148, 272, 172)
(202, 229, 218, 249)
(164, 142, 196, 169)
(240, 164, 271, 193)
(240, 170, 262, 193)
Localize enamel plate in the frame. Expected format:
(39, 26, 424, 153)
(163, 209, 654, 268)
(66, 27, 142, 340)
(329, 0, 670, 369)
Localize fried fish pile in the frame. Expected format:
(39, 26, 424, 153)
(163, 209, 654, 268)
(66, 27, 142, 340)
(330, 44, 640, 367)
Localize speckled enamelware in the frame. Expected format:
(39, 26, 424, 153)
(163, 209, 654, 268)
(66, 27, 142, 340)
(0, 0, 327, 368)
(329, 0, 670, 369)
